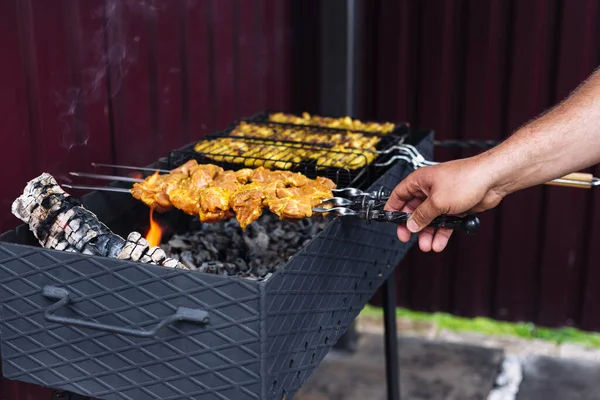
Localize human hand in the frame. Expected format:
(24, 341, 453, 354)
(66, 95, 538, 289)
(384, 157, 506, 252)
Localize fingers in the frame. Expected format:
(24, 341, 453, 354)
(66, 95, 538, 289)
(385, 174, 424, 212)
(432, 228, 453, 252)
(417, 227, 435, 252)
(397, 224, 412, 243)
(406, 198, 440, 233)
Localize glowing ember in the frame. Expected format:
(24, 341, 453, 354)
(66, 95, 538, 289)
(145, 207, 162, 247)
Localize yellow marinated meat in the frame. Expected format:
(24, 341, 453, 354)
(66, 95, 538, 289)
(130, 161, 337, 230)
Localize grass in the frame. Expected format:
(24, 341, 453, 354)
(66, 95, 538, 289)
(360, 305, 600, 349)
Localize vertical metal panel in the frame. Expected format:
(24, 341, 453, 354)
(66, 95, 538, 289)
(537, 0, 600, 328)
(105, 0, 161, 166)
(211, 0, 237, 130)
(408, 0, 468, 313)
(494, 0, 561, 323)
(568, 0, 600, 332)
(0, 0, 36, 234)
(451, 0, 512, 318)
(184, 0, 215, 139)
(154, 0, 188, 154)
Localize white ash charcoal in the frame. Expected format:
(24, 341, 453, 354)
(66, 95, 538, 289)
(179, 251, 197, 270)
(165, 237, 192, 250)
(12, 173, 186, 270)
(119, 232, 186, 269)
(163, 259, 181, 269)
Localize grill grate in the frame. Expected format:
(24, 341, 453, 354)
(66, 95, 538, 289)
(168, 116, 413, 189)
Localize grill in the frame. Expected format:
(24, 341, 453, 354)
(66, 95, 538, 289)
(169, 117, 412, 189)
(0, 111, 433, 400)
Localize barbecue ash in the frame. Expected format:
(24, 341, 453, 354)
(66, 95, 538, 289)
(162, 212, 331, 280)
(12, 173, 187, 269)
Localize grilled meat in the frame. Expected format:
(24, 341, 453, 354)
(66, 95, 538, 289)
(268, 111, 396, 133)
(193, 121, 379, 170)
(130, 160, 336, 230)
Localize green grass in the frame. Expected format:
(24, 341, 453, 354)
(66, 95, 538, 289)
(360, 305, 600, 349)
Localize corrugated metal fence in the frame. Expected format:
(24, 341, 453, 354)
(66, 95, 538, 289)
(363, 0, 600, 334)
(1, 0, 600, 397)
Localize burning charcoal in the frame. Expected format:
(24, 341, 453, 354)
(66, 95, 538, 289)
(12, 173, 187, 270)
(283, 231, 296, 241)
(161, 207, 329, 280)
(199, 237, 219, 256)
(212, 235, 231, 252)
(195, 250, 212, 263)
(222, 263, 238, 275)
(234, 258, 248, 272)
(179, 251, 197, 270)
(167, 237, 192, 250)
(244, 232, 269, 253)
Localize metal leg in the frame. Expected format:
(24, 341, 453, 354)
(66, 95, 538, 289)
(383, 275, 400, 400)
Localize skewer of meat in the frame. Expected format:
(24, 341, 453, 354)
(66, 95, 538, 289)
(12, 173, 187, 269)
(129, 160, 337, 230)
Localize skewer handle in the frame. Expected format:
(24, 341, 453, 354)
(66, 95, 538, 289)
(367, 210, 480, 234)
(545, 172, 596, 189)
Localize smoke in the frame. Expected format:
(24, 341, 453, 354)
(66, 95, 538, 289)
(57, 0, 199, 152)
(58, 0, 160, 152)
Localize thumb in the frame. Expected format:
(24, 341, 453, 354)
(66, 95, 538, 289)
(407, 198, 440, 232)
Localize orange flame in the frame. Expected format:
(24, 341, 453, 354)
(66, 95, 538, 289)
(145, 207, 162, 247)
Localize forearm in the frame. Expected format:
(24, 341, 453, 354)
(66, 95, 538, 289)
(480, 67, 600, 196)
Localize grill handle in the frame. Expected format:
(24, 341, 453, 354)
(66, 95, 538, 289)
(42, 285, 210, 338)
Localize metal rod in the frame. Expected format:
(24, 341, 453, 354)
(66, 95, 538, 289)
(383, 275, 400, 400)
(70, 172, 143, 183)
(62, 185, 131, 194)
(91, 162, 170, 174)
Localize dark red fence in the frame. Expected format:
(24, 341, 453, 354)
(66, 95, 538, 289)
(1, 0, 600, 397)
(362, 0, 600, 334)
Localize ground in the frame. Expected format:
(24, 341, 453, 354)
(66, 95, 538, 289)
(293, 314, 600, 400)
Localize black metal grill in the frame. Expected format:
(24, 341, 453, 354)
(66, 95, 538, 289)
(169, 117, 414, 189)
(0, 112, 433, 400)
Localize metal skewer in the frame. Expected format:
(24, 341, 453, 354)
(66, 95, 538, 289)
(91, 162, 170, 174)
(70, 172, 143, 183)
(62, 184, 131, 193)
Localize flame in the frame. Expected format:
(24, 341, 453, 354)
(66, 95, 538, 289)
(145, 207, 162, 247)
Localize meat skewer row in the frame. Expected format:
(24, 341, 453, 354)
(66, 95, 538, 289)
(130, 160, 337, 230)
(232, 121, 381, 149)
(268, 111, 396, 134)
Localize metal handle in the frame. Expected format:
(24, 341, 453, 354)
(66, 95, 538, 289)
(42, 285, 209, 338)
(368, 210, 480, 234)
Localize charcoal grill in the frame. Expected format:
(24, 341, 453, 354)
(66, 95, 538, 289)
(0, 112, 433, 400)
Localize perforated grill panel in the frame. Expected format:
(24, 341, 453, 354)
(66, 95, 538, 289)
(262, 151, 423, 399)
(0, 247, 262, 400)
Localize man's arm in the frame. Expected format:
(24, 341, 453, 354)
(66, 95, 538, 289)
(385, 67, 600, 252)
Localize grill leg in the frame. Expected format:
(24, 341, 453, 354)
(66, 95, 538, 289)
(383, 275, 400, 400)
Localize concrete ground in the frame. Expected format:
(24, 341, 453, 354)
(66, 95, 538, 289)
(293, 315, 600, 400)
